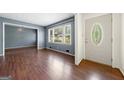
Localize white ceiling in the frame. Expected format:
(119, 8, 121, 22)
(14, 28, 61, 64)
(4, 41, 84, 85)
(0, 13, 74, 26)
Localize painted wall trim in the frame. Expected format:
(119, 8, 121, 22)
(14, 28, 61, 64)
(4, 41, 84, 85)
(46, 47, 75, 56)
(2, 22, 40, 56)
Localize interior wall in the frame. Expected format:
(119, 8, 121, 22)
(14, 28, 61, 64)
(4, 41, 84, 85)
(75, 14, 85, 65)
(5, 25, 37, 49)
(112, 14, 122, 68)
(0, 17, 45, 56)
(45, 17, 75, 55)
(121, 14, 124, 74)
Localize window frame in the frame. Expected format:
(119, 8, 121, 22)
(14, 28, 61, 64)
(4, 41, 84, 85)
(48, 23, 72, 45)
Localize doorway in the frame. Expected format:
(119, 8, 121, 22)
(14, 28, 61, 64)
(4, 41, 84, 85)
(2, 22, 39, 56)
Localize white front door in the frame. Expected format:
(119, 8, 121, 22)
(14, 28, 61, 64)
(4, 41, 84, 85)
(85, 14, 112, 65)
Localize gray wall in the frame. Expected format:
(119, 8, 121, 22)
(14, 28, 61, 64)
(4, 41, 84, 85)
(0, 17, 45, 55)
(45, 17, 75, 55)
(5, 25, 37, 49)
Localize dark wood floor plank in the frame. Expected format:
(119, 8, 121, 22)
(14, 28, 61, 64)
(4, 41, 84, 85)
(0, 47, 123, 80)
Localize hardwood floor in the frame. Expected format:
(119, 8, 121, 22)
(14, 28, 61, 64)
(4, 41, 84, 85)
(0, 48, 123, 80)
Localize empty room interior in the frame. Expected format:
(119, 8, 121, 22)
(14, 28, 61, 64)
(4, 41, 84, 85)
(0, 13, 124, 80)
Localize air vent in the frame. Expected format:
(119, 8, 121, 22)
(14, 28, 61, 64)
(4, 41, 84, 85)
(66, 50, 69, 52)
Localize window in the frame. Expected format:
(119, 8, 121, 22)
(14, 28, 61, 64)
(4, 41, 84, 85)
(54, 26, 64, 43)
(49, 29, 53, 42)
(65, 25, 71, 44)
(48, 24, 71, 45)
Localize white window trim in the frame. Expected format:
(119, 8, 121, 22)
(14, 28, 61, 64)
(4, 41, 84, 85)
(65, 24, 72, 45)
(48, 24, 72, 45)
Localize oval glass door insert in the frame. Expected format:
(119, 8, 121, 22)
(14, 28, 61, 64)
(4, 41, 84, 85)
(91, 23, 103, 46)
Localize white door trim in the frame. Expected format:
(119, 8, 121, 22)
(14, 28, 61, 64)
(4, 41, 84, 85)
(2, 22, 40, 56)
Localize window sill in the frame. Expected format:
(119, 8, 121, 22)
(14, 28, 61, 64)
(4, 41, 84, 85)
(48, 42, 71, 46)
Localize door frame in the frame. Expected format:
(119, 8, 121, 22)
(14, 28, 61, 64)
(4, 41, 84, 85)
(2, 22, 40, 56)
(84, 14, 113, 66)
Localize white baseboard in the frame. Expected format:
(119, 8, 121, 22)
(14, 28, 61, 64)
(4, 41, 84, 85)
(75, 58, 84, 65)
(38, 47, 45, 50)
(119, 68, 124, 76)
(5, 45, 37, 50)
(107, 64, 124, 76)
(46, 47, 75, 56)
